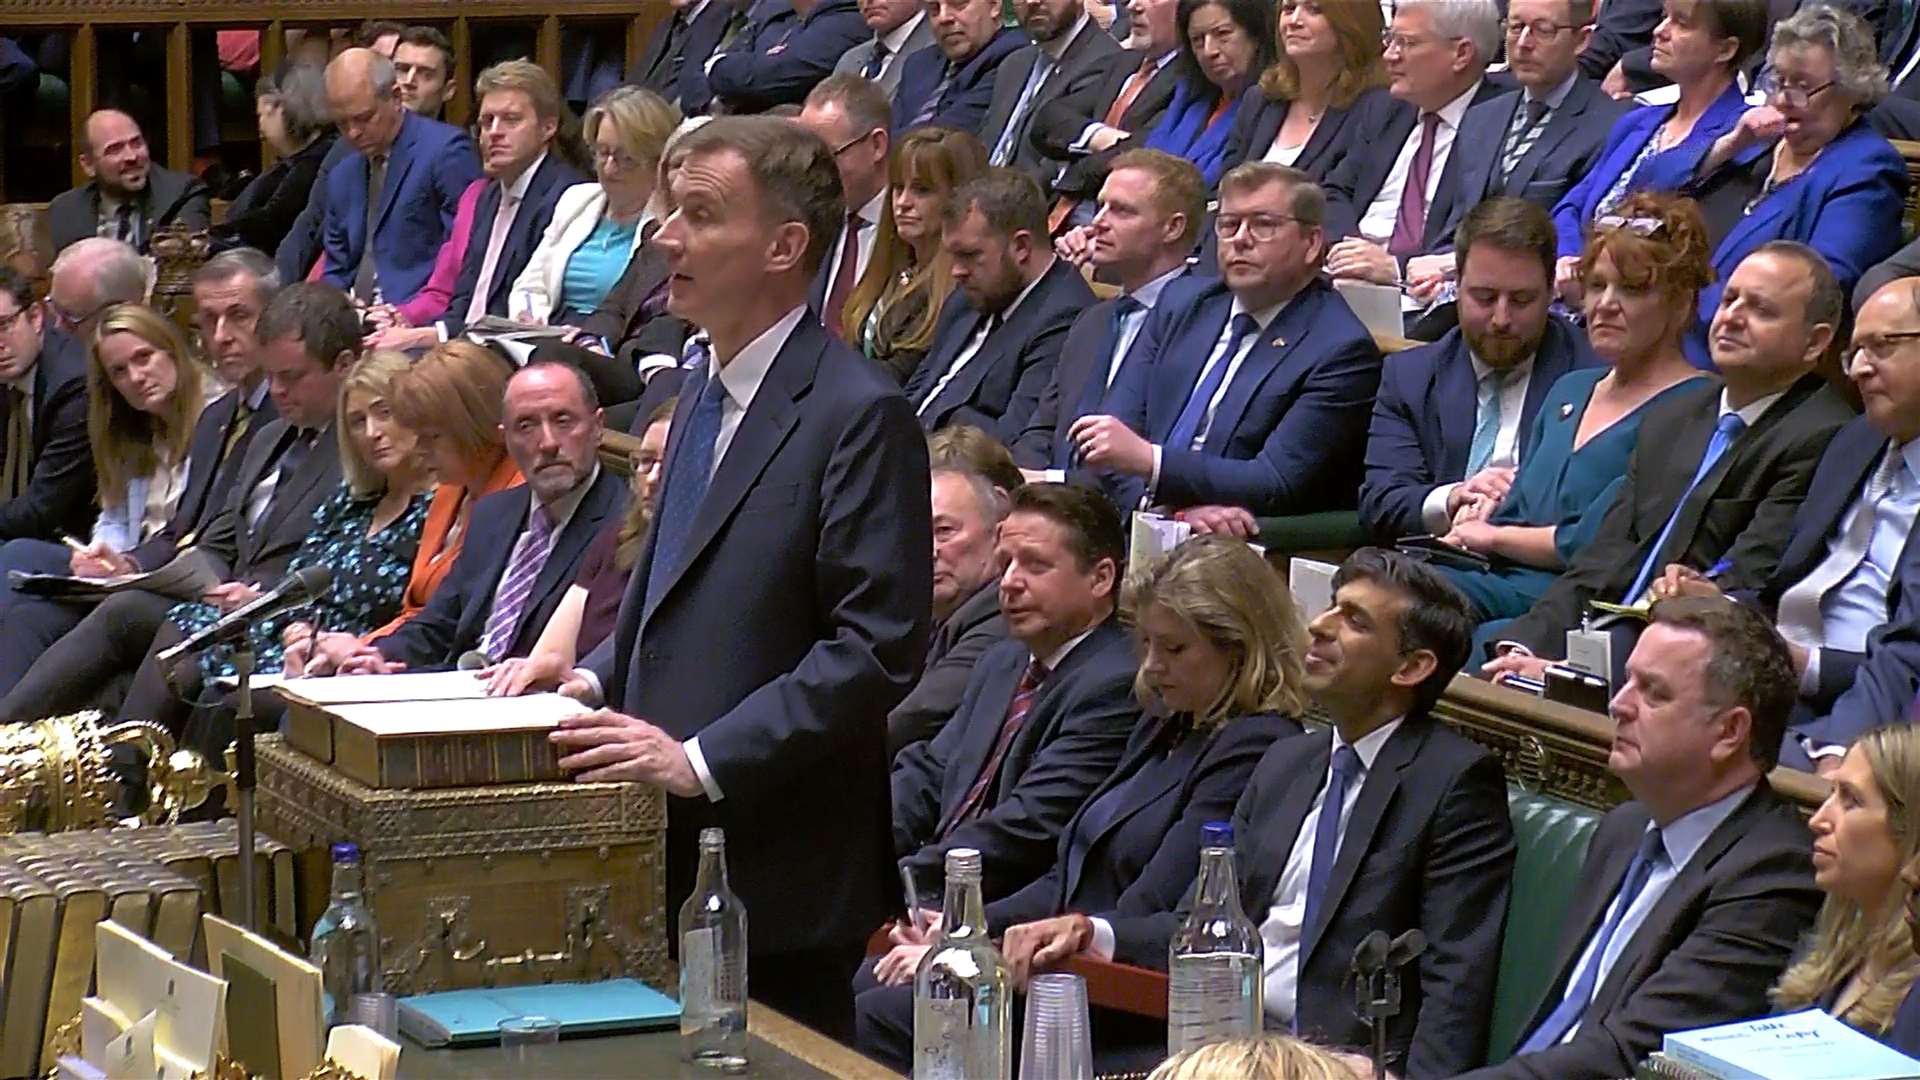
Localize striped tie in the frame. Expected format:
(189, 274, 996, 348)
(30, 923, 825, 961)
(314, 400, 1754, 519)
(936, 659, 1048, 838)
(479, 503, 556, 662)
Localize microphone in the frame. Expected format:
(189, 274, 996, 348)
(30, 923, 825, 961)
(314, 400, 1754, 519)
(157, 566, 333, 664)
(1351, 930, 1390, 978)
(1386, 930, 1427, 969)
(456, 650, 492, 671)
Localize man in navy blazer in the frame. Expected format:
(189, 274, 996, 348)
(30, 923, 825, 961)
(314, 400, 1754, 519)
(1013, 148, 1202, 470)
(907, 170, 1095, 444)
(1074, 163, 1381, 530)
(545, 119, 931, 1041)
(705, 0, 869, 113)
(0, 269, 92, 545)
(1102, 550, 1514, 1078)
(319, 49, 481, 306)
(893, 0, 1028, 134)
(1361, 197, 1600, 540)
(892, 483, 1137, 902)
(978, 0, 1122, 178)
(630, 0, 738, 104)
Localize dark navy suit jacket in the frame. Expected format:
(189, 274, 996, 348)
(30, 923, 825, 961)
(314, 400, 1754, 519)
(1321, 77, 1511, 246)
(580, 312, 932, 956)
(1359, 319, 1598, 541)
(1102, 276, 1382, 515)
(891, 619, 1138, 902)
(905, 257, 1094, 445)
(1220, 84, 1392, 181)
(1029, 48, 1182, 200)
(373, 468, 626, 669)
(0, 328, 92, 542)
(670, 0, 749, 114)
(984, 710, 1299, 933)
(1573, 0, 1663, 89)
(631, 0, 736, 105)
(706, 0, 868, 112)
(319, 110, 482, 304)
(127, 387, 276, 572)
(1440, 77, 1630, 242)
(438, 155, 586, 338)
(892, 29, 1028, 135)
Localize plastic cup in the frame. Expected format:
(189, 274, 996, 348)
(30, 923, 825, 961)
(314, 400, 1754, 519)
(499, 1015, 562, 1063)
(347, 992, 397, 1040)
(1021, 972, 1093, 1080)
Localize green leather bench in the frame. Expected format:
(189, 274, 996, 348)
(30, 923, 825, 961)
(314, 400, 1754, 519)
(1486, 789, 1603, 1063)
(1256, 511, 1369, 559)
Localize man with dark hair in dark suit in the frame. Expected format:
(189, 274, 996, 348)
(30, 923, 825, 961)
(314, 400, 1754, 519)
(890, 482, 1136, 900)
(630, 0, 739, 105)
(48, 109, 212, 256)
(0, 268, 92, 545)
(1578, 0, 1663, 94)
(1362, 196, 1599, 542)
(1073, 163, 1380, 534)
(521, 117, 931, 1042)
(701, 0, 869, 113)
(1099, 548, 1514, 1078)
(893, 0, 1029, 134)
(907, 169, 1095, 444)
(1459, 598, 1819, 1080)
(1482, 241, 1855, 679)
(978, 0, 1122, 178)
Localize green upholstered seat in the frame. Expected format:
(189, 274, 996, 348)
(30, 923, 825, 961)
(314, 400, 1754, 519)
(1485, 788, 1602, 1063)
(1255, 510, 1368, 555)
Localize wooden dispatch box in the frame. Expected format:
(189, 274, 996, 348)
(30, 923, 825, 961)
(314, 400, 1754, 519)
(254, 735, 671, 997)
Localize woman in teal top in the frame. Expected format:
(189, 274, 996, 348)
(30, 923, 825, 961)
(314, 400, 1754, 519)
(1435, 193, 1715, 630)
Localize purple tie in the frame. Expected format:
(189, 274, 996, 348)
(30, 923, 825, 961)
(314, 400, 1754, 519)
(1389, 113, 1440, 258)
(479, 504, 556, 661)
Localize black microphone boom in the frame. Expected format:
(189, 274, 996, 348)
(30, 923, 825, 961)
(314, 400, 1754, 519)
(155, 565, 333, 664)
(1385, 930, 1427, 968)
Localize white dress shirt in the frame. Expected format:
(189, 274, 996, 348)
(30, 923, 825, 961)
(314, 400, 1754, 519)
(916, 258, 1055, 413)
(1801, 437, 1920, 696)
(1421, 351, 1536, 534)
(1356, 81, 1482, 245)
(874, 12, 926, 81)
(1106, 266, 1182, 388)
(820, 190, 888, 317)
(1147, 293, 1287, 490)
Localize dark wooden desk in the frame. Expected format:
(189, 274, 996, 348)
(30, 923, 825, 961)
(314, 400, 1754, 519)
(398, 1003, 902, 1079)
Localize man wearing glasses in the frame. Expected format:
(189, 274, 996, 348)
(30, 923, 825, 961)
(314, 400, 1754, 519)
(0, 267, 94, 545)
(795, 75, 895, 341)
(1069, 162, 1380, 535)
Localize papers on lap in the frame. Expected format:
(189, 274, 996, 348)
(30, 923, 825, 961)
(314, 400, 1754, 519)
(8, 548, 222, 603)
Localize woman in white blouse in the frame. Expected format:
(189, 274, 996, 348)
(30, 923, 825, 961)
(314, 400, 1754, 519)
(77, 303, 211, 555)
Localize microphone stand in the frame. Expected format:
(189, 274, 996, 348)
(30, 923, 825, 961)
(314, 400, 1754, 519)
(1353, 941, 1416, 1080)
(232, 642, 260, 932)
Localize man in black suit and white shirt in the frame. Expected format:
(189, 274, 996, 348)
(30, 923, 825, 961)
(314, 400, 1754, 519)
(1459, 598, 1820, 1079)
(978, 0, 1122, 178)
(797, 76, 894, 342)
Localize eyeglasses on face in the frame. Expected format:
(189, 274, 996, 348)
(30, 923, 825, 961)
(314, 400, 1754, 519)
(1757, 72, 1835, 110)
(1849, 330, 1920, 368)
(1501, 18, 1585, 41)
(1213, 213, 1306, 242)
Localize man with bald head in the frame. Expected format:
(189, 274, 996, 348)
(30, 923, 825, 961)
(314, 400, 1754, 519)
(47, 109, 210, 256)
(317, 47, 479, 307)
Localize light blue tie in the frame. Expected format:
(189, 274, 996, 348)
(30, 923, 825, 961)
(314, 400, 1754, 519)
(1465, 369, 1510, 477)
(1622, 412, 1748, 604)
(1167, 313, 1257, 452)
(990, 55, 1056, 165)
(1516, 828, 1666, 1052)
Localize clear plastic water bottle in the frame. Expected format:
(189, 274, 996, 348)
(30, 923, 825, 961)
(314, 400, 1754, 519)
(1167, 821, 1263, 1054)
(680, 827, 748, 1072)
(309, 841, 380, 1030)
(913, 848, 1011, 1080)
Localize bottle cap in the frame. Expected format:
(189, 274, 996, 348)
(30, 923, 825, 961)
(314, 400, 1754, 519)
(945, 847, 984, 878)
(330, 841, 361, 863)
(1200, 821, 1232, 848)
(698, 827, 726, 848)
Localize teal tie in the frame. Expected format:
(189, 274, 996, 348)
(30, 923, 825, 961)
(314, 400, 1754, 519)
(1465, 369, 1510, 477)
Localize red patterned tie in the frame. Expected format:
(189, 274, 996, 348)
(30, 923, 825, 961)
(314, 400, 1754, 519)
(1388, 113, 1440, 258)
(937, 659, 1048, 838)
(825, 211, 863, 340)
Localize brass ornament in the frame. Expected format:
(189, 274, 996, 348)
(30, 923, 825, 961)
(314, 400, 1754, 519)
(0, 711, 229, 833)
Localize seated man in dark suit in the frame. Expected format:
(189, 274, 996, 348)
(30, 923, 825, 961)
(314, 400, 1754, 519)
(1577, 0, 1661, 95)
(48, 109, 212, 256)
(320, 361, 627, 674)
(1361, 197, 1599, 541)
(630, 0, 738, 105)
(318, 48, 482, 308)
(1072, 163, 1381, 533)
(890, 482, 1137, 902)
(906, 169, 1095, 444)
(978, 0, 1122, 178)
(1458, 598, 1821, 1080)
(1482, 241, 1856, 678)
(832, 0, 934, 99)
(368, 60, 586, 351)
(0, 282, 356, 724)
(796, 76, 893, 341)
(890, 425, 1020, 756)
(1101, 548, 1515, 1078)
(893, 0, 1028, 133)
(1014, 147, 1201, 471)
(0, 267, 92, 545)
(704, 0, 869, 113)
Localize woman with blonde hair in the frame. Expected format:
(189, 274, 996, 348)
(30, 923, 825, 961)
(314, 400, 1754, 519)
(1771, 725, 1920, 1040)
(1149, 1035, 1372, 1080)
(82, 303, 211, 554)
(854, 535, 1306, 1072)
(844, 127, 989, 384)
(1221, 0, 1390, 179)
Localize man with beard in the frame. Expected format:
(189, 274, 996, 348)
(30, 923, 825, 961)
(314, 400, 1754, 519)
(48, 109, 211, 256)
(978, 0, 1121, 178)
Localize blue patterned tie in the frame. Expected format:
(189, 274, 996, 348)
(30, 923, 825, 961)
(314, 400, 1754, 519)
(1517, 828, 1666, 1052)
(863, 40, 888, 79)
(1622, 412, 1747, 604)
(1166, 313, 1257, 452)
(646, 366, 728, 607)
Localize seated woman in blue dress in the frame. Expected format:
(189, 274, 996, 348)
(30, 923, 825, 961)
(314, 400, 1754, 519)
(1551, 0, 1766, 297)
(1769, 724, 1920, 1051)
(1218, 0, 1390, 181)
(1676, 4, 1907, 367)
(1142, 0, 1274, 188)
(852, 535, 1306, 1073)
(1431, 193, 1711, 641)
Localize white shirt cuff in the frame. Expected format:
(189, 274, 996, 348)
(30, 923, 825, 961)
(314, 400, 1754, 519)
(1088, 916, 1116, 961)
(704, 53, 724, 75)
(1150, 444, 1163, 490)
(570, 666, 605, 707)
(1423, 483, 1460, 535)
(1068, 123, 1106, 154)
(1799, 646, 1822, 698)
(685, 735, 724, 802)
(1803, 736, 1847, 761)
(435, 320, 450, 343)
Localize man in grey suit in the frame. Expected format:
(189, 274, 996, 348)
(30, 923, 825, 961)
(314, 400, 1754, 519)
(978, 0, 1123, 177)
(835, 0, 935, 98)
(48, 109, 211, 256)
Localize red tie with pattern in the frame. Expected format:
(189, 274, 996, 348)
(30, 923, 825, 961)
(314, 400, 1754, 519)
(937, 659, 1048, 838)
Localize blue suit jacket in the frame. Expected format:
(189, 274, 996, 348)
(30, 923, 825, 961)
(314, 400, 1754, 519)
(1359, 319, 1598, 541)
(891, 619, 1139, 901)
(1683, 119, 1908, 366)
(1440, 77, 1630, 244)
(320, 111, 482, 304)
(1321, 77, 1512, 246)
(439, 155, 586, 337)
(373, 469, 627, 669)
(1102, 277, 1382, 515)
(1551, 82, 1747, 259)
(1891, 983, 1920, 1058)
(706, 0, 868, 112)
(906, 257, 1094, 444)
(892, 29, 1028, 135)
(984, 711, 1300, 933)
(580, 312, 932, 954)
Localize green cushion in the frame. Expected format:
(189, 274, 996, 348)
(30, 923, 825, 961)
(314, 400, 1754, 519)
(1485, 788, 1601, 1063)
(1254, 510, 1368, 554)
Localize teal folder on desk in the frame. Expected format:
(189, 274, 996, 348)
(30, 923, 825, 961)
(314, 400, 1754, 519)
(396, 978, 681, 1048)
